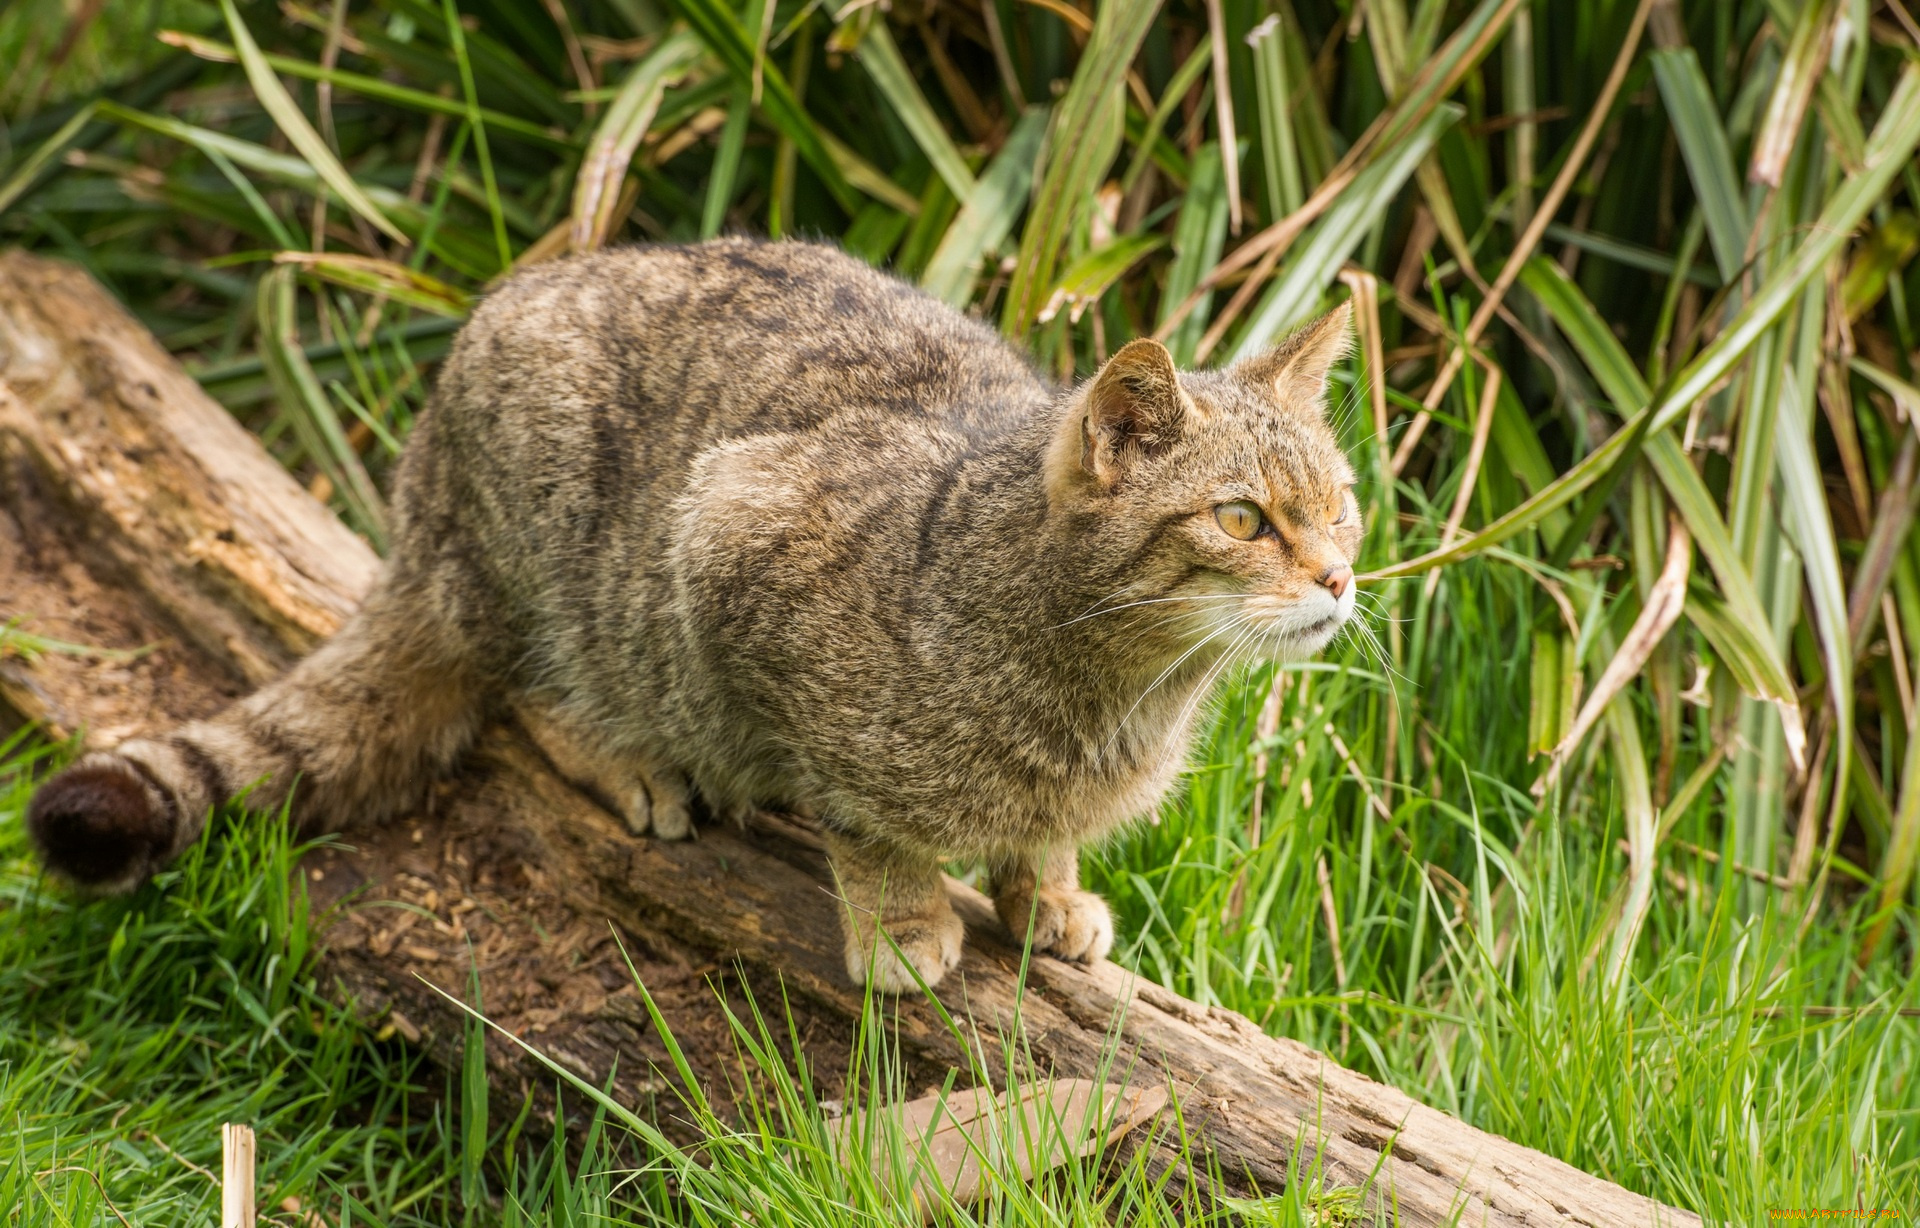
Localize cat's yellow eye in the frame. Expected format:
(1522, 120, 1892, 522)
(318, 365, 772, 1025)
(1331, 497, 1350, 526)
(1215, 501, 1265, 541)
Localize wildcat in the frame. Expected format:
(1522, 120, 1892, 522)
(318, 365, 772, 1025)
(26, 239, 1361, 990)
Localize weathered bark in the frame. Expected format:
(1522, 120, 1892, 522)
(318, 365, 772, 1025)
(0, 250, 1700, 1227)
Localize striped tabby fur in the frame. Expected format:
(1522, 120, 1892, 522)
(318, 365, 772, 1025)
(29, 239, 1361, 989)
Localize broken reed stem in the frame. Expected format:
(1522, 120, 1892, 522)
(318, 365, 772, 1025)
(1390, 0, 1657, 476)
(1315, 853, 1351, 1052)
(1158, 0, 1529, 348)
(1423, 360, 1503, 602)
(222, 1123, 255, 1228)
(1226, 673, 1288, 923)
(1337, 267, 1393, 486)
(1655, 837, 1795, 890)
(1202, 0, 1241, 235)
(33, 1169, 134, 1228)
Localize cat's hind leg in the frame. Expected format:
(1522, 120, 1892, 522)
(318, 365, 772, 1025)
(824, 831, 964, 991)
(516, 700, 693, 840)
(989, 844, 1113, 965)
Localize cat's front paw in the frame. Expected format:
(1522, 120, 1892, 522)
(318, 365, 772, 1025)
(843, 902, 965, 992)
(998, 888, 1114, 965)
(625, 786, 693, 840)
(621, 764, 693, 841)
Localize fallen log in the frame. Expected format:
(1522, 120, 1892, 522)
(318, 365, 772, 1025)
(0, 249, 1699, 1227)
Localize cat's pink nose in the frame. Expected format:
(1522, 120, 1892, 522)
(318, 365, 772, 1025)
(1320, 564, 1352, 600)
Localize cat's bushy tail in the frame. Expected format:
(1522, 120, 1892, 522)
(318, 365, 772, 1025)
(26, 582, 483, 891)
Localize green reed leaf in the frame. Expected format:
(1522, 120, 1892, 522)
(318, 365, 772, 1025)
(1372, 62, 1920, 581)
(1869, 699, 1920, 951)
(572, 31, 704, 251)
(817, 128, 923, 215)
(1369, 0, 1522, 154)
(1002, 0, 1165, 337)
(158, 29, 570, 150)
(1227, 103, 1458, 358)
(217, 0, 406, 245)
(1851, 356, 1920, 419)
(1160, 141, 1231, 365)
(667, 0, 857, 211)
(1247, 15, 1303, 218)
(272, 252, 473, 317)
(1649, 45, 1749, 280)
(856, 20, 976, 204)
(1518, 255, 1805, 711)
(1121, 40, 1210, 196)
(1775, 318, 1855, 822)
(1747, 0, 1837, 188)
(921, 106, 1049, 307)
(1038, 232, 1169, 325)
(97, 103, 409, 220)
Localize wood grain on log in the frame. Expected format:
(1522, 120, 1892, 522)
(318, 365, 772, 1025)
(0, 250, 1700, 1228)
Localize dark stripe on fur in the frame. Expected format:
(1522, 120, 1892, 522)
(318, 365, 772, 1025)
(247, 720, 307, 774)
(167, 733, 231, 812)
(118, 753, 182, 830)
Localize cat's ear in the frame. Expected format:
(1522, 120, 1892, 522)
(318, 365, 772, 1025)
(1232, 302, 1353, 414)
(1071, 338, 1197, 484)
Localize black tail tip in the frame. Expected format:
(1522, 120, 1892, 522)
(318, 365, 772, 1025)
(27, 757, 173, 891)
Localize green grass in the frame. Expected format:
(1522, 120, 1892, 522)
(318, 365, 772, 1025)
(3, 0, 1920, 1220)
(0, 730, 1367, 1227)
(0, 734, 462, 1224)
(3, 655, 1914, 1223)
(3, 718, 1911, 1225)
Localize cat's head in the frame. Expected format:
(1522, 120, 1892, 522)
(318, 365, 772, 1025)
(1047, 305, 1362, 663)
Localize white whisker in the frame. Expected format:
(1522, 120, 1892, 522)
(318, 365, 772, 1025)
(1166, 619, 1263, 744)
(1104, 613, 1251, 753)
(1052, 592, 1248, 629)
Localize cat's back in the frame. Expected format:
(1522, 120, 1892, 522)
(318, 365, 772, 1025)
(394, 238, 1052, 675)
(431, 238, 1046, 451)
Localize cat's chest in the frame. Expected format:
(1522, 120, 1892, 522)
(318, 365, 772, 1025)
(971, 709, 1195, 844)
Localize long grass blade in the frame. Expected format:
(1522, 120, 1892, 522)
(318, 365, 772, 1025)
(667, 0, 857, 211)
(257, 266, 388, 547)
(157, 29, 569, 149)
(0, 100, 97, 218)
(439, 0, 511, 270)
(1001, 0, 1164, 336)
(856, 21, 976, 203)
(571, 31, 702, 251)
(701, 83, 752, 238)
(1648, 43, 1749, 278)
(921, 106, 1048, 307)
(217, 0, 406, 245)
(1120, 40, 1209, 196)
